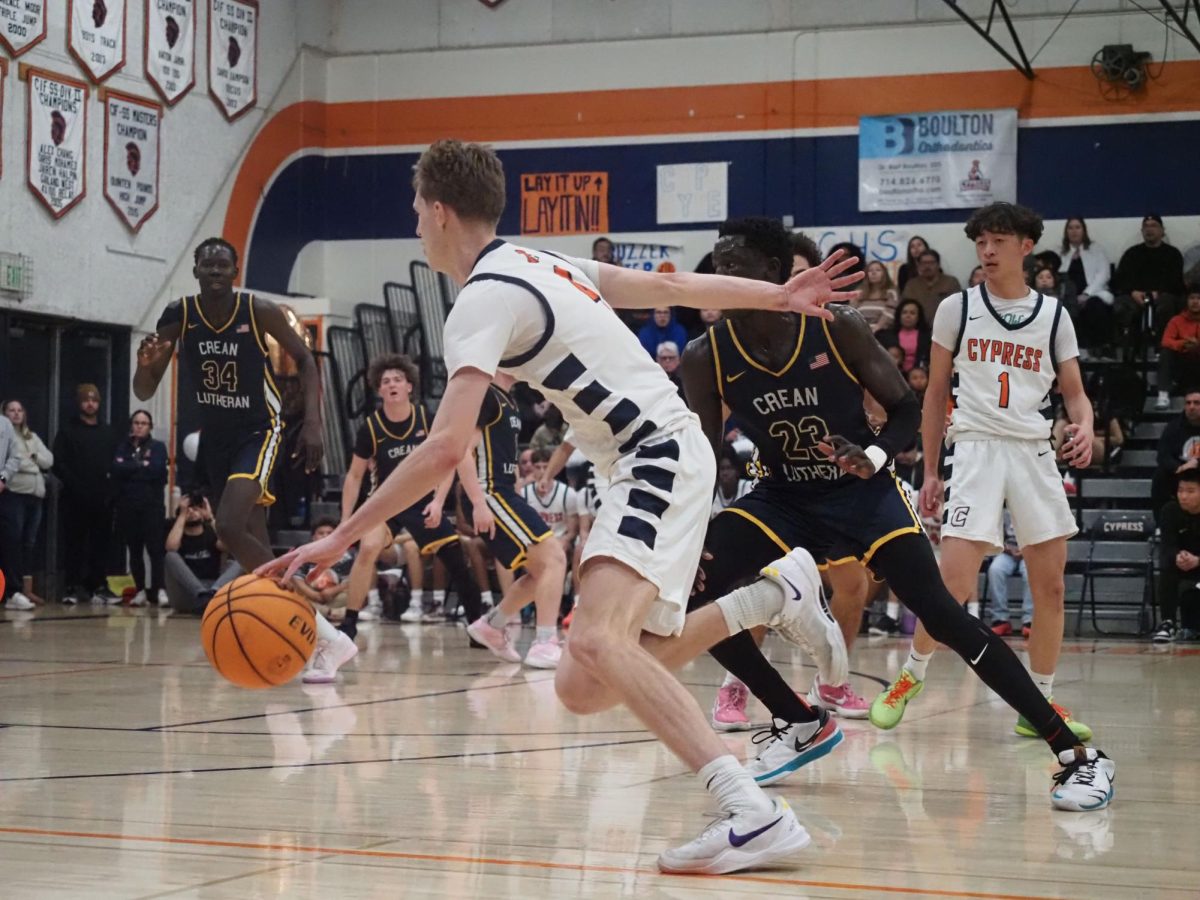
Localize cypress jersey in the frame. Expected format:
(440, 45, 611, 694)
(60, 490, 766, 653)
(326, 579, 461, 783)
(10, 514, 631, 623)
(474, 384, 522, 493)
(709, 316, 876, 497)
(165, 293, 282, 433)
(354, 404, 433, 502)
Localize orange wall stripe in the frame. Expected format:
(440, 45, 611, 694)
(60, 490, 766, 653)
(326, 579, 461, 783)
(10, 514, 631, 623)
(222, 61, 1200, 273)
(0, 825, 1077, 900)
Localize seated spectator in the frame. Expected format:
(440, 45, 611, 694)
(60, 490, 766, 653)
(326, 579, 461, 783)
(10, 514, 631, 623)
(1034, 264, 1077, 314)
(111, 410, 168, 607)
(1156, 284, 1200, 409)
(515, 447, 536, 491)
(0, 399, 53, 609)
(529, 404, 568, 453)
(1113, 214, 1186, 348)
(987, 510, 1033, 637)
(876, 299, 931, 374)
(711, 444, 752, 518)
(896, 235, 929, 294)
(1153, 469, 1200, 642)
(790, 231, 821, 277)
(858, 260, 898, 331)
(638, 307, 688, 359)
(906, 365, 928, 405)
(1059, 216, 1113, 351)
(591, 236, 615, 264)
(967, 265, 986, 287)
(291, 518, 355, 610)
(901, 248, 961, 323)
(164, 493, 227, 614)
(690, 307, 722, 339)
(656, 341, 685, 398)
(1152, 388, 1200, 520)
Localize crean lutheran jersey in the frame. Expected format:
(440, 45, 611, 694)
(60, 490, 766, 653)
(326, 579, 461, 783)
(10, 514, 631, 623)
(938, 284, 1077, 445)
(444, 241, 694, 474)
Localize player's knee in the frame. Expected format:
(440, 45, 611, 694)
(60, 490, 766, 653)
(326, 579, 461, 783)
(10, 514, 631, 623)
(554, 661, 606, 714)
(563, 626, 620, 676)
(1032, 582, 1065, 613)
(530, 538, 567, 575)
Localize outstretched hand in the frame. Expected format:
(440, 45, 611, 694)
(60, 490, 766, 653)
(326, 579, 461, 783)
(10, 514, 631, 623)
(136, 333, 173, 369)
(255, 532, 350, 584)
(817, 434, 876, 479)
(782, 249, 864, 320)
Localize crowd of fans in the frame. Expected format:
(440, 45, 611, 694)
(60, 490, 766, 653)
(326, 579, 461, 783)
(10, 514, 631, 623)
(1, 215, 1198, 647)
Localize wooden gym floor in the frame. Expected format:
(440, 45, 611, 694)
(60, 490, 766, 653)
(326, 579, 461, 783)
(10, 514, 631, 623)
(0, 606, 1196, 899)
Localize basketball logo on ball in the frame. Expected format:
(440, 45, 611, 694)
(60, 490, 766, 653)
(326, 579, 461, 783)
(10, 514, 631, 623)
(201, 575, 316, 688)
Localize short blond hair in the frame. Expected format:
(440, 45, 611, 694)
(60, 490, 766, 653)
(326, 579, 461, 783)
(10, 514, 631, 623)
(413, 139, 505, 225)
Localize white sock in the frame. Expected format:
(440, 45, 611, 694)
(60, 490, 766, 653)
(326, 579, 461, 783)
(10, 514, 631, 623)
(886, 599, 900, 620)
(905, 646, 934, 681)
(715, 579, 784, 635)
(480, 590, 494, 607)
(410, 589, 425, 609)
(721, 671, 742, 689)
(535, 626, 557, 643)
(1030, 668, 1054, 699)
(698, 754, 773, 817)
(315, 613, 340, 642)
(487, 607, 511, 628)
(432, 589, 446, 607)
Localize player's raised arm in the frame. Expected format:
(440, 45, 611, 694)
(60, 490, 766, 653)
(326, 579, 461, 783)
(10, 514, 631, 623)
(588, 249, 863, 320)
(255, 299, 324, 473)
(133, 301, 183, 401)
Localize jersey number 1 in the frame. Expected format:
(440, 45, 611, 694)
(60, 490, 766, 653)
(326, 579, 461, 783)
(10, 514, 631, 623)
(997, 371, 1010, 409)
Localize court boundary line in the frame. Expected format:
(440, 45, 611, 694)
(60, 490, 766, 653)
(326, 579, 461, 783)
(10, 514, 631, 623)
(0, 824, 1148, 900)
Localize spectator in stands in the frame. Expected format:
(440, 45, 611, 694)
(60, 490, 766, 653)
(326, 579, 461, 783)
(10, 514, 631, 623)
(857, 260, 898, 332)
(690, 307, 723, 340)
(0, 400, 52, 609)
(906, 365, 928, 405)
(1052, 381, 1123, 470)
(52, 384, 118, 605)
(529, 404, 568, 453)
(901, 248, 962, 323)
(111, 410, 169, 607)
(827, 242, 867, 288)
(164, 492, 223, 614)
(656, 341, 686, 398)
(1034, 264, 1077, 315)
(876, 299, 932, 374)
(638, 307, 688, 359)
(896, 235, 929, 293)
(1059, 217, 1113, 352)
(790, 231, 822, 277)
(711, 444, 752, 518)
(1113, 214, 1187, 347)
(1156, 284, 1200, 409)
(968, 265, 986, 287)
(515, 447, 536, 491)
(1153, 468, 1200, 642)
(1152, 388, 1200, 521)
(292, 517, 355, 611)
(988, 510, 1033, 638)
(591, 236, 614, 264)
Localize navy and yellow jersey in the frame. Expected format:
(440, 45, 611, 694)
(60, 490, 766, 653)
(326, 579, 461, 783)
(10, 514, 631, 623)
(474, 384, 522, 494)
(167, 293, 281, 433)
(708, 316, 876, 496)
(353, 403, 432, 499)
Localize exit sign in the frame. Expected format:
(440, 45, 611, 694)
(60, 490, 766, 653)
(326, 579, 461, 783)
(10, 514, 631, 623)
(0, 253, 31, 299)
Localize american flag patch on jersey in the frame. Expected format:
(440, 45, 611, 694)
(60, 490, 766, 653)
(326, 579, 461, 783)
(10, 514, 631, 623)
(236, 324, 250, 333)
(810, 353, 830, 370)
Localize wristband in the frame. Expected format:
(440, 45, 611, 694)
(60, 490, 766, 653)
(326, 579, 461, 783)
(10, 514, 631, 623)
(864, 445, 888, 473)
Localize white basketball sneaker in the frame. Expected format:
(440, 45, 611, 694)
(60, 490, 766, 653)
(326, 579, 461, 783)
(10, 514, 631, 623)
(302, 631, 359, 684)
(1051, 746, 1115, 811)
(760, 549, 849, 686)
(657, 797, 810, 875)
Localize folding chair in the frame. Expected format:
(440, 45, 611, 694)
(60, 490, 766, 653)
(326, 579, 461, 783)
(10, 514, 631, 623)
(1072, 511, 1156, 636)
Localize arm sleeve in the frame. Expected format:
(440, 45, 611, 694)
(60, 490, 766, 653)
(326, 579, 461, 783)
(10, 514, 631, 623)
(352, 422, 374, 460)
(563, 255, 602, 287)
(930, 293, 964, 351)
(443, 284, 531, 378)
(1053, 305, 1080, 363)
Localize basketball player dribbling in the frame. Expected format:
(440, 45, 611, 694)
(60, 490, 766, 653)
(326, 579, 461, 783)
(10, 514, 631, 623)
(870, 202, 1114, 808)
(134, 238, 352, 666)
(260, 139, 858, 875)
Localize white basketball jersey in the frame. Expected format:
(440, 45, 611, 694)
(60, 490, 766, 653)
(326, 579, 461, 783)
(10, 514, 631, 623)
(946, 284, 1066, 444)
(711, 479, 753, 519)
(521, 481, 576, 539)
(457, 241, 694, 472)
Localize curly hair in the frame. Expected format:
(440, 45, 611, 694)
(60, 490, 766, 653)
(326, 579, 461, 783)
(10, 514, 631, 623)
(412, 139, 506, 225)
(367, 354, 420, 395)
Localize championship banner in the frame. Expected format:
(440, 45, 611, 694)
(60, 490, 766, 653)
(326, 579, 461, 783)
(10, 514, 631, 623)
(145, 0, 195, 105)
(208, 0, 257, 121)
(69, 0, 127, 84)
(0, 0, 47, 57)
(104, 90, 161, 232)
(27, 70, 89, 219)
(858, 108, 1017, 212)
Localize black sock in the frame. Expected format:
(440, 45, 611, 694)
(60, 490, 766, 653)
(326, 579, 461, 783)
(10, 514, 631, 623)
(339, 609, 359, 640)
(873, 535, 1077, 755)
(437, 542, 482, 622)
(708, 631, 820, 723)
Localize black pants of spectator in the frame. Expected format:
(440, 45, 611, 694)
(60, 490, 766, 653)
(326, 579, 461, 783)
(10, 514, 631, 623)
(1158, 347, 1200, 395)
(63, 493, 113, 596)
(1114, 292, 1182, 350)
(0, 492, 44, 599)
(1158, 567, 1200, 629)
(117, 502, 165, 594)
(1075, 295, 1115, 351)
